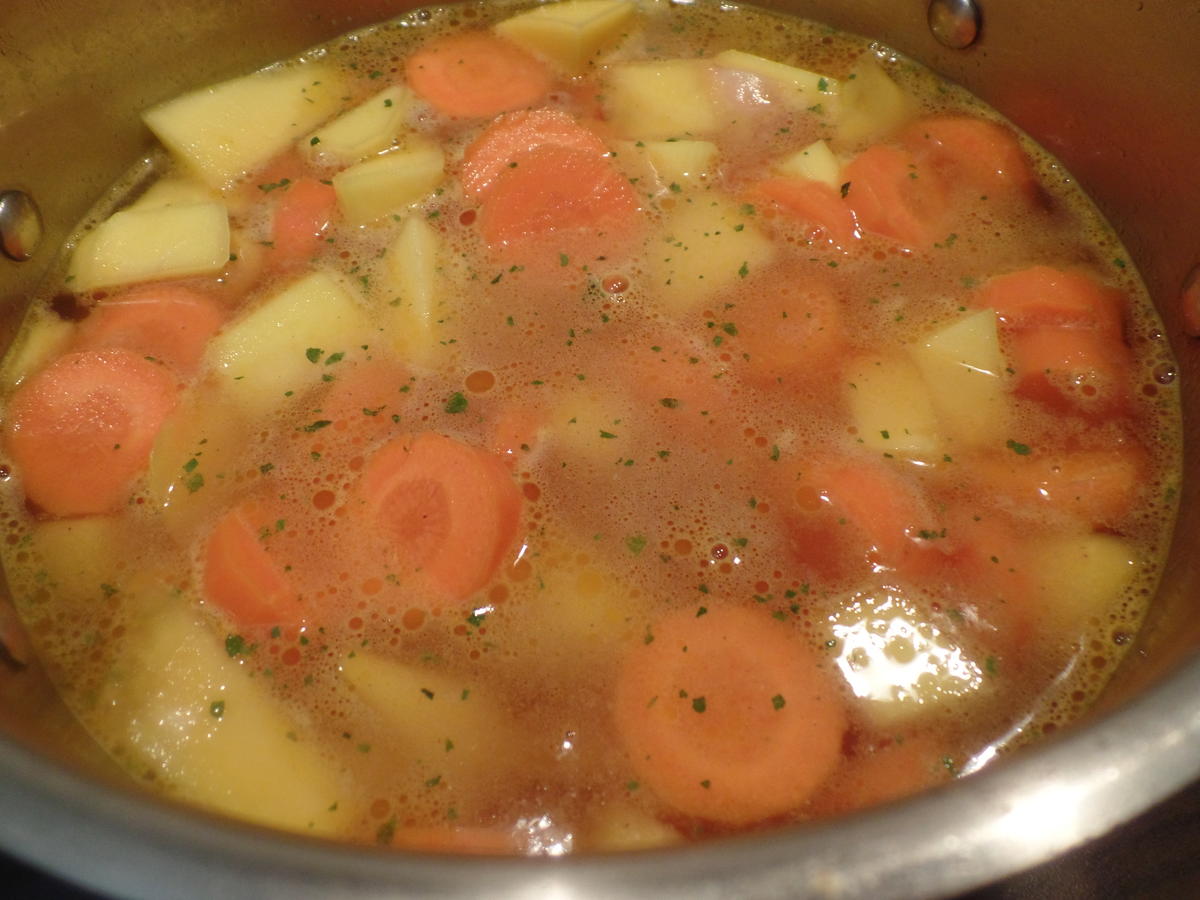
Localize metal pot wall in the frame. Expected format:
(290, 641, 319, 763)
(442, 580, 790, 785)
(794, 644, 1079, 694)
(1, 1, 1198, 897)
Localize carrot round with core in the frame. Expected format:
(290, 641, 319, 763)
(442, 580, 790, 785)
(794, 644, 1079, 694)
(405, 31, 552, 119)
(203, 499, 300, 627)
(358, 432, 522, 601)
(3, 349, 179, 517)
(72, 283, 224, 375)
(614, 605, 846, 824)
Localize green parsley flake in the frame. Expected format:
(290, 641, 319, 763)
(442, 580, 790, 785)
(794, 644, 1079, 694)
(626, 535, 647, 555)
(692, 696, 707, 713)
(771, 694, 786, 710)
(444, 392, 468, 414)
(1006, 439, 1032, 455)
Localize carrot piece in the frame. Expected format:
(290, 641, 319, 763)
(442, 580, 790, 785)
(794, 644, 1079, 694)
(203, 499, 300, 627)
(900, 116, 1036, 198)
(973, 266, 1125, 336)
(975, 445, 1145, 527)
(460, 108, 610, 200)
(614, 605, 846, 824)
(755, 177, 860, 248)
(1008, 325, 1132, 416)
(477, 143, 639, 252)
(3, 349, 178, 517)
(358, 432, 522, 601)
(405, 31, 552, 119)
(841, 145, 948, 249)
(786, 457, 950, 581)
(813, 732, 951, 815)
(488, 403, 545, 466)
(268, 176, 338, 270)
(71, 283, 224, 375)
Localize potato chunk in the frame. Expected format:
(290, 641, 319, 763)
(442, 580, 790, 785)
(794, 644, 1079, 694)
(205, 269, 372, 416)
(649, 196, 774, 313)
(605, 60, 719, 139)
(835, 56, 916, 145)
(333, 144, 444, 225)
(144, 62, 345, 190)
(1033, 533, 1141, 627)
(847, 353, 941, 459)
(713, 49, 837, 106)
(643, 139, 719, 186)
(381, 214, 447, 365)
(301, 85, 415, 167)
(496, 0, 636, 73)
(68, 201, 230, 292)
(774, 139, 841, 188)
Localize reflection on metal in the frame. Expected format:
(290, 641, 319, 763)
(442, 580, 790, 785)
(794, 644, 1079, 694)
(928, 0, 981, 49)
(0, 190, 44, 261)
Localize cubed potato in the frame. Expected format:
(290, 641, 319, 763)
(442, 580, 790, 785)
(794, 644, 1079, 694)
(205, 269, 373, 416)
(341, 652, 517, 789)
(333, 144, 444, 225)
(381, 214, 447, 365)
(1032, 533, 1141, 627)
(301, 85, 414, 167)
(0, 310, 73, 389)
(28, 517, 124, 603)
(829, 585, 986, 723)
(144, 62, 345, 190)
(643, 139, 719, 186)
(586, 803, 682, 851)
(713, 49, 837, 107)
(495, 0, 637, 73)
(68, 201, 230, 292)
(112, 603, 344, 834)
(605, 60, 719, 139)
(911, 309, 1010, 447)
(835, 55, 916, 145)
(847, 353, 941, 459)
(649, 196, 774, 313)
(774, 139, 841, 188)
(550, 392, 634, 466)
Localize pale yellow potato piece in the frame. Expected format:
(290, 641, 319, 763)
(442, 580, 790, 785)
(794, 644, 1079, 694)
(341, 652, 516, 788)
(643, 139, 718, 186)
(911, 309, 1010, 447)
(113, 603, 343, 834)
(847, 353, 941, 459)
(144, 62, 345, 190)
(301, 85, 414, 167)
(605, 60, 719, 139)
(28, 517, 124, 602)
(713, 49, 837, 107)
(68, 201, 230, 292)
(333, 144, 444, 225)
(649, 196, 774, 313)
(0, 309, 72, 389)
(382, 214, 447, 365)
(205, 269, 372, 416)
(128, 177, 218, 211)
(774, 139, 841, 188)
(496, 0, 636, 73)
(835, 55, 916, 145)
(587, 803, 683, 851)
(1033, 533, 1141, 627)
(549, 392, 634, 467)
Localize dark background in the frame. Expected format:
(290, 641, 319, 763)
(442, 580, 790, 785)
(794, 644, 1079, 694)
(3, 778, 1198, 899)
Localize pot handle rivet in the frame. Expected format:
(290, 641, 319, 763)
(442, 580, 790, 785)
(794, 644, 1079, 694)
(928, 0, 981, 49)
(0, 189, 45, 262)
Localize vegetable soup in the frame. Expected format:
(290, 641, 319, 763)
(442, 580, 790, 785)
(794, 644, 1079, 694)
(0, 0, 1180, 853)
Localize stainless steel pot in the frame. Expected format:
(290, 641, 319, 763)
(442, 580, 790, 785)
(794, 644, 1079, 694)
(1, 1, 1198, 897)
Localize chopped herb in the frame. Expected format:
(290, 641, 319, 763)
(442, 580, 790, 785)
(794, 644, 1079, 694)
(626, 535, 647, 555)
(559, 252, 570, 267)
(302, 420, 333, 433)
(599, 429, 618, 439)
(1006, 439, 1032, 455)
(325, 351, 345, 366)
(771, 694, 786, 710)
(444, 392, 468, 414)
(185, 472, 205, 493)
(737, 260, 750, 278)
(305, 347, 323, 363)
(659, 397, 680, 408)
(224, 634, 248, 657)
(691, 696, 707, 713)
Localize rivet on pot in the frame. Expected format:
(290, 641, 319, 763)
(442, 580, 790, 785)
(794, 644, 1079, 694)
(928, 0, 981, 50)
(0, 190, 44, 262)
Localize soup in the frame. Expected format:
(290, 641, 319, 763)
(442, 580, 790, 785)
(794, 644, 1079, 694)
(0, 0, 1180, 853)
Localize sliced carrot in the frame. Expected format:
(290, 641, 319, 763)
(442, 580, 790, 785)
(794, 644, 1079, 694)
(477, 143, 639, 253)
(313, 359, 410, 448)
(203, 499, 301, 627)
(1007, 325, 1132, 416)
(268, 176, 338, 270)
(974, 445, 1145, 527)
(614, 605, 846, 824)
(973, 266, 1125, 336)
(900, 116, 1036, 199)
(488, 403, 545, 467)
(755, 177, 860, 248)
(625, 334, 732, 422)
(730, 271, 847, 387)
(3, 349, 179, 517)
(460, 108, 611, 200)
(358, 432, 522, 601)
(785, 456, 950, 581)
(841, 144, 948, 249)
(405, 31, 552, 119)
(71, 283, 224, 375)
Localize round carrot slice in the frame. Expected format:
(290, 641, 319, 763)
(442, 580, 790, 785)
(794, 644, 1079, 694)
(405, 32, 551, 119)
(359, 432, 522, 601)
(4, 349, 179, 517)
(203, 499, 300, 627)
(614, 605, 846, 824)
